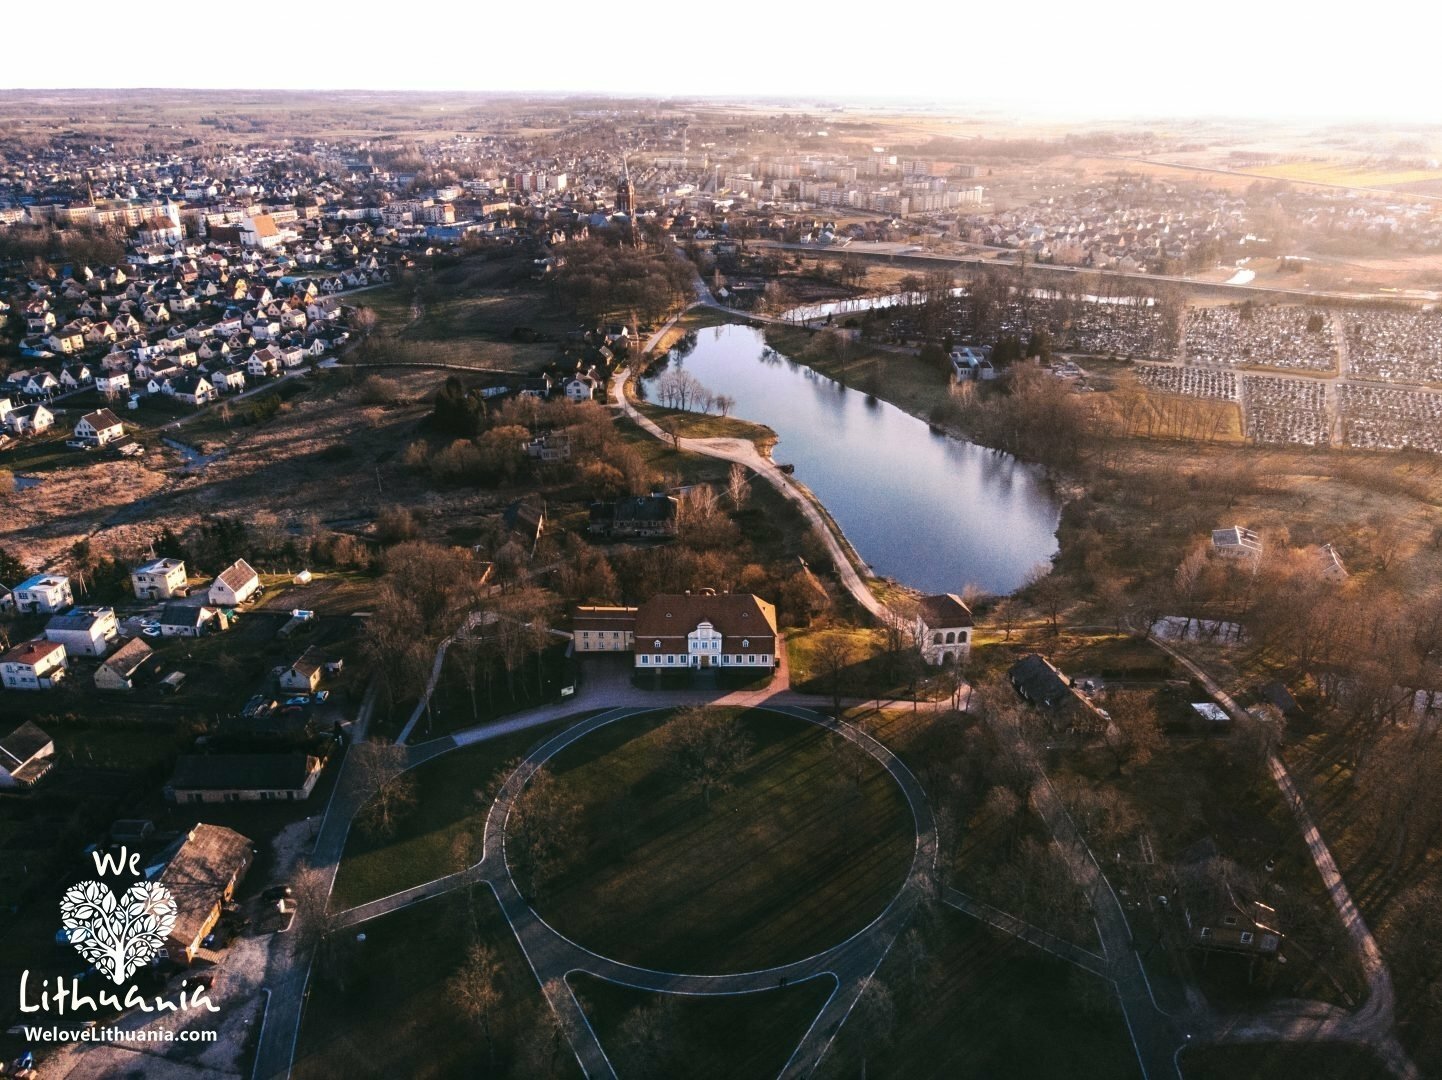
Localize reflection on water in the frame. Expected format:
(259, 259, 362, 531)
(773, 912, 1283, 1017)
(642, 324, 1061, 595)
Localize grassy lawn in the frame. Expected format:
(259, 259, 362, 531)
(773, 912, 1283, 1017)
(294, 884, 578, 1080)
(534, 708, 914, 974)
(629, 396, 778, 453)
(1178, 1042, 1391, 1080)
(821, 906, 1141, 1080)
(568, 973, 832, 1080)
(762, 323, 945, 425)
(788, 625, 928, 699)
(330, 717, 584, 911)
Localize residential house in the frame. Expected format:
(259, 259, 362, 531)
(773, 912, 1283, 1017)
(1211, 526, 1262, 560)
(95, 637, 157, 691)
(1176, 838, 1284, 961)
(278, 646, 328, 692)
(1008, 653, 1106, 731)
(132, 557, 189, 599)
(564, 374, 599, 402)
(0, 721, 55, 790)
(94, 371, 131, 397)
(44, 606, 119, 657)
(628, 590, 777, 670)
(208, 559, 260, 606)
(12, 574, 74, 614)
(155, 824, 254, 965)
(0, 639, 69, 690)
(915, 593, 975, 666)
(159, 602, 226, 637)
(171, 374, 217, 407)
(523, 432, 572, 463)
(166, 754, 323, 805)
(588, 494, 679, 539)
(74, 408, 124, 446)
(209, 366, 246, 394)
(5, 403, 55, 435)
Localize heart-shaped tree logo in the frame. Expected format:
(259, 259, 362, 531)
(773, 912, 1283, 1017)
(60, 880, 179, 984)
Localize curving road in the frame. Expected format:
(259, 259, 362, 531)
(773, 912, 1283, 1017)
(610, 367, 888, 624)
(330, 704, 937, 1080)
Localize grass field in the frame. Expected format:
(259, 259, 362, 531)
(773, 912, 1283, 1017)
(568, 974, 832, 1080)
(820, 906, 1142, 1080)
(294, 885, 578, 1080)
(628, 396, 779, 453)
(330, 717, 584, 911)
(533, 708, 914, 974)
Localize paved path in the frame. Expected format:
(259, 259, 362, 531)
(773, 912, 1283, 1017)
(317, 703, 937, 1079)
(942, 887, 1109, 977)
(611, 367, 888, 624)
(1141, 631, 1419, 1079)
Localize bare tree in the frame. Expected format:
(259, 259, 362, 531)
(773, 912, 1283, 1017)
(726, 463, 751, 510)
(352, 740, 418, 840)
(814, 634, 857, 716)
(450, 942, 506, 1073)
(662, 707, 753, 810)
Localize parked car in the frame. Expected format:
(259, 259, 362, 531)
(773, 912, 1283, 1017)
(262, 885, 294, 902)
(312, 690, 330, 704)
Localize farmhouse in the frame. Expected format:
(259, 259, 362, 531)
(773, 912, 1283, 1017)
(0, 639, 69, 690)
(155, 824, 254, 965)
(0, 721, 55, 790)
(915, 593, 974, 666)
(208, 559, 260, 606)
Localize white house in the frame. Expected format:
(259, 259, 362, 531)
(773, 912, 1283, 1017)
(5, 403, 55, 435)
(0, 639, 68, 690)
(209, 559, 261, 606)
(209, 366, 247, 394)
(44, 606, 120, 657)
(95, 372, 132, 397)
(564, 374, 599, 402)
(74, 408, 125, 446)
(620, 591, 777, 670)
(132, 557, 188, 600)
(12, 574, 74, 614)
(915, 593, 975, 666)
(1212, 526, 1262, 560)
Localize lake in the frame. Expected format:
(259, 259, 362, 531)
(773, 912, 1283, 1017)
(640, 323, 1061, 596)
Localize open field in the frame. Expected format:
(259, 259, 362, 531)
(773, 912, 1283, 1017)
(568, 974, 832, 1080)
(331, 717, 583, 911)
(294, 884, 577, 1080)
(533, 708, 914, 974)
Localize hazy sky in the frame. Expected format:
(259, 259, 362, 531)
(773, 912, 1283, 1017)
(6, 1, 1439, 124)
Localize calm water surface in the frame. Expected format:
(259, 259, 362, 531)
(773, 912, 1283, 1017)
(641, 324, 1060, 595)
